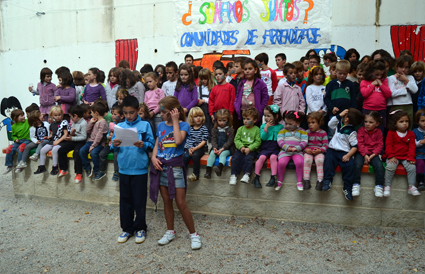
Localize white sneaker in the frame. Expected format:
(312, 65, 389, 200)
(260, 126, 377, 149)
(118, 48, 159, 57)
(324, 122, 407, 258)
(275, 182, 282, 191)
(29, 154, 39, 161)
(190, 233, 202, 250)
(117, 232, 132, 243)
(408, 186, 421, 196)
(352, 184, 360, 196)
(374, 185, 383, 197)
(229, 175, 237, 185)
(240, 174, 250, 184)
(297, 182, 303, 191)
(135, 230, 146, 244)
(383, 186, 391, 197)
(158, 230, 176, 245)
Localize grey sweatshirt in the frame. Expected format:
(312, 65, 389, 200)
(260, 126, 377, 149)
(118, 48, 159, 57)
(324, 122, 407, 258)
(71, 117, 88, 142)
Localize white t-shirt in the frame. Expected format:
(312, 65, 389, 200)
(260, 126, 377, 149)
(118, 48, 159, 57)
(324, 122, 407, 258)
(198, 85, 210, 104)
(306, 84, 327, 114)
(162, 80, 177, 97)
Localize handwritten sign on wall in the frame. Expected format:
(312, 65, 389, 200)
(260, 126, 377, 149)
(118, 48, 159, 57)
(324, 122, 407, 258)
(174, 0, 332, 52)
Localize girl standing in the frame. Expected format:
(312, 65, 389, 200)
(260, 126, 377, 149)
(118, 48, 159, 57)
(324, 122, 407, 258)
(276, 111, 308, 191)
(144, 72, 165, 134)
(155, 64, 167, 88)
(383, 110, 418, 197)
(119, 69, 145, 104)
(174, 65, 198, 115)
(29, 67, 57, 121)
(198, 68, 216, 134)
(82, 67, 107, 105)
(150, 96, 201, 250)
(413, 109, 425, 191)
(183, 107, 209, 182)
(34, 106, 70, 175)
(55, 71, 76, 121)
(105, 67, 121, 110)
(303, 112, 328, 190)
(252, 105, 283, 188)
(204, 109, 234, 179)
(234, 60, 269, 127)
(305, 66, 327, 114)
(72, 71, 85, 105)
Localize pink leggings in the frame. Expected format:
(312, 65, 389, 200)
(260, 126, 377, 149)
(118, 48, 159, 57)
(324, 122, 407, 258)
(255, 155, 278, 176)
(278, 155, 304, 183)
(303, 153, 325, 181)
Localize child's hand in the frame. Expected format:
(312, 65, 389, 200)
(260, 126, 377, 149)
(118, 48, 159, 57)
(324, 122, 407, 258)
(64, 136, 72, 141)
(36, 140, 42, 144)
(90, 118, 97, 124)
(364, 155, 370, 165)
(14, 139, 19, 143)
(410, 161, 416, 165)
(244, 147, 251, 155)
(304, 148, 313, 155)
(112, 139, 122, 147)
(89, 147, 93, 152)
(54, 96, 61, 102)
(339, 109, 349, 117)
(342, 154, 351, 162)
(332, 107, 339, 115)
(28, 87, 33, 92)
(376, 79, 382, 86)
(211, 115, 215, 124)
(421, 139, 425, 145)
(217, 148, 224, 155)
(198, 99, 205, 106)
(189, 147, 195, 156)
(134, 140, 144, 148)
(83, 100, 89, 105)
(313, 149, 322, 155)
(240, 147, 246, 153)
(183, 108, 188, 114)
(388, 157, 397, 165)
(371, 80, 378, 86)
(213, 148, 218, 154)
(53, 140, 60, 146)
(152, 157, 163, 171)
(170, 108, 180, 122)
(149, 111, 155, 118)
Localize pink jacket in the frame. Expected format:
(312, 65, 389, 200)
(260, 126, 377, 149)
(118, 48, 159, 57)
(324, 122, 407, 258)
(144, 89, 165, 114)
(360, 79, 391, 110)
(273, 81, 305, 119)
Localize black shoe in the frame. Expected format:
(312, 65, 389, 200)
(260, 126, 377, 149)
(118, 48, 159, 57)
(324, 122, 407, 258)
(315, 180, 323, 191)
(303, 179, 311, 190)
(50, 166, 59, 175)
(266, 175, 276, 187)
(253, 174, 262, 188)
(343, 188, 353, 201)
(417, 174, 425, 191)
(213, 163, 223, 177)
(85, 167, 93, 178)
(34, 165, 47, 174)
(204, 167, 212, 179)
(418, 182, 425, 192)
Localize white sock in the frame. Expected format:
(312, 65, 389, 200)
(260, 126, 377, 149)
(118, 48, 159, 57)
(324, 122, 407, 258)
(167, 230, 175, 234)
(190, 232, 198, 237)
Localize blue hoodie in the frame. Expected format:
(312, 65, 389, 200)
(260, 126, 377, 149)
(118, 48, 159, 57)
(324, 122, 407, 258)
(111, 115, 155, 175)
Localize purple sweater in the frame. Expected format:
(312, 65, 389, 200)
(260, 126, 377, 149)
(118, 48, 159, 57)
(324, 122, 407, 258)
(83, 84, 107, 103)
(234, 78, 269, 120)
(174, 84, 198, 111)
(54, 87, 76, 114)
(305, 129, 329, 153)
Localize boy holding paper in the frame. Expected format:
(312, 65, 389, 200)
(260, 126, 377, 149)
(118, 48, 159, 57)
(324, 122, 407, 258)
(111, 96, 155, 244)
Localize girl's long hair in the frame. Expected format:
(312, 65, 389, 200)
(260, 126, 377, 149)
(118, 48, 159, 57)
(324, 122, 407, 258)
(158, 96, 186, 122)
(175, 65, 195, 93)
(198, 68, 216, 91)
(307, 66, 325, 86)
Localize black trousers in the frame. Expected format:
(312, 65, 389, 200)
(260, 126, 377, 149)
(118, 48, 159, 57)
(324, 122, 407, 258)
(119, 173, 148, 234)
(231, 150, 258, 175)
(58, 141, 85, 174)
(183, 147, 206, 177)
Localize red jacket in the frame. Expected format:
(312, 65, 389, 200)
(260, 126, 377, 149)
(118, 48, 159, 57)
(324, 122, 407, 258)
(357, 127, 383, 156)
(209, 83, 236, 115)
(360, 79, 391, 111)
(384, 130, 416, 162)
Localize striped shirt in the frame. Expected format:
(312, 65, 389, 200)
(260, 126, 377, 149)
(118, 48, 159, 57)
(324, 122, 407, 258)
(277, 128, 308, 159)
(185, 125, 209, 149)
(306, 129, 328, 153)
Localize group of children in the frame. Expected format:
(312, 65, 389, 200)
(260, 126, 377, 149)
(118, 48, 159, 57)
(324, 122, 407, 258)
(4, 47, 425, 248)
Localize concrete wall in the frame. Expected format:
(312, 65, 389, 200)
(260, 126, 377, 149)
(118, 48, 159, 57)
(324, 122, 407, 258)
(12, 157, 425, 228)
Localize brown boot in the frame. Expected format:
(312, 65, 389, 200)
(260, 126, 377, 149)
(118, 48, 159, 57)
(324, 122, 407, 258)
(204, 166, 212, 179)
(213, 163, 224, 177)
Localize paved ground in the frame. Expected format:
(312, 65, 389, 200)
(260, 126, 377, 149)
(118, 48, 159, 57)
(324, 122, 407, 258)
(1, 172, 425, 273)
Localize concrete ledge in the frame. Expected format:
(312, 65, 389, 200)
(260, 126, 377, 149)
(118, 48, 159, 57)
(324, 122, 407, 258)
(11, 158, 425, 228)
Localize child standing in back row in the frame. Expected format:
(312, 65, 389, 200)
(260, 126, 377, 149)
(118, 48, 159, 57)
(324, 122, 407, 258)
(29, 67, 57, 121)
(209, 66, 236, 121)
(83, 68, 107, 105)
(144, 72, 165, 134)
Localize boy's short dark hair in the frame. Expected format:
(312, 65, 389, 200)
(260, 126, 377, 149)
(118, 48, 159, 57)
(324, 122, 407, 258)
(55, 66, 70, 75)
(242, 107, 259, 121)
(349, 60, 360, 73)
(309, 55, 321, 64)
(68, 105, 84, 118)
(91, 102, 107, 117)
(346, 108, 363, 127)
(59, 71, 74, 86)
(292, 61, 304, 72)
(213, 60, 224, 69)
(40, 67, 53, 82)
(215, 66, 228, 74)
(300, 56, 307, 63)
(111, 105, 123, 116)
(185, 54, 194, 61)
(275, 53, 286, 61)
(282, 63, 295, 75)
(255, 53, 269, 65)
(165, 61, 178, 72)
(118, 59, 130, 69)
(94, 98, 109, 113)
(140, 64, 154, 74)
(80, 103, 91, 114)
(234, 57, 246, 67)
(122, 96, 140, 110)
(25, 103, 39, 114)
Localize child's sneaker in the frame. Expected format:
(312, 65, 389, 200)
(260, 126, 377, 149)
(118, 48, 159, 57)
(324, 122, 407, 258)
(383, 186, 391, 197)
(190, 233, 202, 250)
(34, 165, 47, 174)
(240, 173, 250, 184)
(418, 181, 425, 192)
(58, 170, 69, 178)
(188, 173, 199, 182)
(352, 184, 360, 196)
(3, 166, 13, 175)
(50, 165, 59, 175)
(29, 153, 39, 161)
(322, 181, 332, 191)
(16, 161, 27, 169)
(408, 186, 421, 196)
(315, 180, 323, 191)
(275, 182, 282, 191)
(374, 185, 384, 197)
(85, 167, 93, 178)
(117, 232, 133, 243)
(94, 172, 106, 181)
(342, 189, 353, 201)
(112, 171, 119, 181)
(158, 230, 176, 245)
(15, 168, 23, 173)
(297, 182, 303, 191)
(229, 175, 237, 185)
(74, 174, 82, 184)
(135, 230, 146, 244)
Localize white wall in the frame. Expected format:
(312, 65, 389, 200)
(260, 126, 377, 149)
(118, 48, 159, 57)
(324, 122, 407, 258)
(0, 0, 424, 148)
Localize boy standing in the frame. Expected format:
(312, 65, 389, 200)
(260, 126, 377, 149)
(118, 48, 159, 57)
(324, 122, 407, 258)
(185, 54, 194, 66)
(162, 61, 179, 97)
(229, 57, 245, 92)
(293, 61, 308, 95)
(255, 53, 277, 105)
(275, 53, 287, 82)
(57, 105, 88, 183)
(112, 96, 155, 244)
(209, 67, 236, 121)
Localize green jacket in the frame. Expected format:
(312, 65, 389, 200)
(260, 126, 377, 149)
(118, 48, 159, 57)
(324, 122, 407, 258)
(234, 125, 261, 151)
(12, 120, 30, 141)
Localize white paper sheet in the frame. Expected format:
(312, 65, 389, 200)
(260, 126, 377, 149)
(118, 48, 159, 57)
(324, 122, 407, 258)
(113, 125, 139, 147)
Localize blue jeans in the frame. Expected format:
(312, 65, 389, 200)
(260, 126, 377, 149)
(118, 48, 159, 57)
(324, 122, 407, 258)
(79, 142, 104, 173)
(323, 148, 355, 191)
(5, 139, 31, 166)
(354, 153, 384, 186)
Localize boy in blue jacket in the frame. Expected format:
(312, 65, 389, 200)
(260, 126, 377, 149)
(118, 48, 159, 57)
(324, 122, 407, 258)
(111, 96, 155, 244)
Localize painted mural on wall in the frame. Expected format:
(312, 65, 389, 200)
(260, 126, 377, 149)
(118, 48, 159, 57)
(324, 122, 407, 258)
(313, 44, 346, 60)
(174, 0, 332, 52)
(0, 96, 22, 142)
(192, 49, 251, 71)
(391, 25, 425, 61)
(115, 39, 139, 70)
